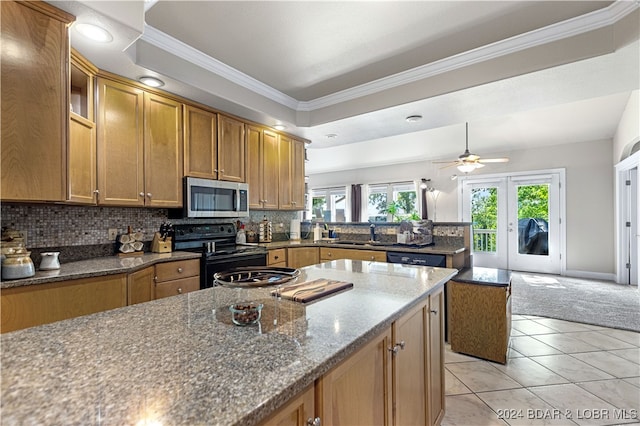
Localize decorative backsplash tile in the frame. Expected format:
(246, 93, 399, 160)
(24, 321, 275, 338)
(0, 204, 298, 249)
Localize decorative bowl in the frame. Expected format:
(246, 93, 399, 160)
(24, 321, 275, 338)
(229, 302, 263, 326)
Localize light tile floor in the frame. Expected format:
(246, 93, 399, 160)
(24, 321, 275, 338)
(442, 315, 640, 426)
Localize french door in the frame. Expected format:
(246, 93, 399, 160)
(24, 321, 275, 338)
(461, 171, 564, 274)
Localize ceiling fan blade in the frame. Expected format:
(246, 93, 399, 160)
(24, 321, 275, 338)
(465, 154, 480, 162)
(438, 162, 460, 169)
(478, 157, 510, 163)
(432, 160, 458, 164)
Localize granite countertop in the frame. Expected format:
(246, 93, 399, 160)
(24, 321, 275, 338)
(0, 251, 201, 289)
(1, 260, 458, 425)
(260, 239, 466, 255)
(450, 266, 512, 287)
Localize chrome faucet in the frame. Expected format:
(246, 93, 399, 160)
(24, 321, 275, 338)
(369, 222, 376, 242)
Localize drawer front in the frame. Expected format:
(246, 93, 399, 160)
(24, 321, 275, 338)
(320, 247, 386, 262)
(155, 259, 199, 282)
(155, 276, 199, 299)
(268, 249, 286, 265)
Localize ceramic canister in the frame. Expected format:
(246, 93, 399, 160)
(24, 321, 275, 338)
(2, 249, 35, 280)
(39, 252, 61, 270)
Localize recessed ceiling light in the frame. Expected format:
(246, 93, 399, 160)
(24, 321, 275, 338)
(326, 133, 338, 139)
(139, 76, 165, 88)
(274, 124, 286, 131)
(74, 23, 113, 43)
(405, 115, 423, 123)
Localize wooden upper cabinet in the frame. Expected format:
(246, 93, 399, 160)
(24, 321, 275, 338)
(184, 104, 218, 179)
(291, 138, 306, 208)
(68, 50, 98, 204)
(143, 92, 183, 207)
(246, 125, 279, 209)
(96, 77, 145, 206)
(278, 136, 306, 210)
(96, 77, 182, 207)
(1, 1, 74, 202)
(217, 114, 246, 182)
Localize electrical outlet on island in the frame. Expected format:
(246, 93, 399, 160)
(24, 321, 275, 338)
(108, 228, 118, 241)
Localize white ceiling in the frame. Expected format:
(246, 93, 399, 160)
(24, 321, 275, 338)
(52, 1, 639, 175)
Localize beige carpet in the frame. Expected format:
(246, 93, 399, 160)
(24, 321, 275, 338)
(510, 272, 640, 332)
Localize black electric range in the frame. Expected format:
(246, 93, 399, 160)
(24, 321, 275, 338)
(173, 223, 267, 289)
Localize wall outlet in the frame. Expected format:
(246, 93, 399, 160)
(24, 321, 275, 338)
(108, 228, 118, 241)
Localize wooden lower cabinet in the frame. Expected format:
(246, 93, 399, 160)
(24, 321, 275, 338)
(154, 259, 200, 299)
(1, 274, 127, 333)
(320, 247, 386, 262)
(428, 288, 445, 425)
(268, 248, 287, 267)
(265, 292, 445, 426)
(318, 328, 392, 426)
(258, 384, 315, 426)
(287, 247, 319, 269)
(128, 266, 155, 305)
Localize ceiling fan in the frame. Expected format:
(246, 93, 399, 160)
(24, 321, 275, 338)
(434, 122, 509, 173)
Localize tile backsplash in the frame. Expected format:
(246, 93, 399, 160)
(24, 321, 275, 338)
(1, 204, 298, 249)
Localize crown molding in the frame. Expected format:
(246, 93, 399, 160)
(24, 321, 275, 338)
(141, 25, 300, 110)
(140, 1, 638, 114)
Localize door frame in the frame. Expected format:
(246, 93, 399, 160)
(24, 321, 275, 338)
(615, 150, 640, 284)
(458, 168, 566, 275)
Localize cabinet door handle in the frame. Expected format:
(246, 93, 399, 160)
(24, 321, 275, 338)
(154, 276, 158, 282)
(93, 189, 99, 194)
(274, 256, 279, 260)
(147, 193, 152, 198)
(139, 192, 145, 197)
(177, 267, 183, 273)
(397, 340, 406, 350)
(388, 345, 400, 355)
(431, 309, 438, 315)
(307, 417, 321, 426)
(177, 288, 182, 294)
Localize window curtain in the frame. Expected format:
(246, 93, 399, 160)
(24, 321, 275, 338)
(421, 186, 429, 220)
(351, 184, 362, 222)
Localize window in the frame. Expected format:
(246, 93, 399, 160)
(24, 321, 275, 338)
(367, 182, 418, 222)
(311, 187, 347, 222)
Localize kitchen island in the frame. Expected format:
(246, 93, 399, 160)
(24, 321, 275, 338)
(1, 259, 457, 425)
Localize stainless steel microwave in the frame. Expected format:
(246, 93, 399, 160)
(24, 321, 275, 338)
(172, 177, 249, 218)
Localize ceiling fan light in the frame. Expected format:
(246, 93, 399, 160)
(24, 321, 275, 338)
(457, 163, 477, 174)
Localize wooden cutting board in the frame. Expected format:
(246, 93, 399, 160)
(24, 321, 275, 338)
(274, 278, 353, 303)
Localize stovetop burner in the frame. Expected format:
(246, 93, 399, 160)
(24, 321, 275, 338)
(214, 267, 300, 287)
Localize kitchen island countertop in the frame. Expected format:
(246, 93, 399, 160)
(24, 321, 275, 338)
(1, 259, 457, 425)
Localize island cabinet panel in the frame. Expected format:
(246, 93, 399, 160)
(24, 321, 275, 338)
(1, 1, 73, 202)
(317, 328, 392, 426)
(287, 247, 319, 269)
(0, 274, 127, 333)
(128, 266, 154, 305)
(96, 77, 145, 206)
(428, 288, 445, 425)
(268, 248, 287, 267)
(247, 126, 279, 209)
(143, 92, 183, 207)
(183, 104, 218, 179)
(217, 114, 246, 182)
(320, 247, 387, 263)
(393, 302, 428, 426)
(154, 259, 200, 299)
(258, 384, 315, 426)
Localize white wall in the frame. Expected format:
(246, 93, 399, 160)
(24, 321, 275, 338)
(309, 138, 615, 275)
(613, 90, 640, 162)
